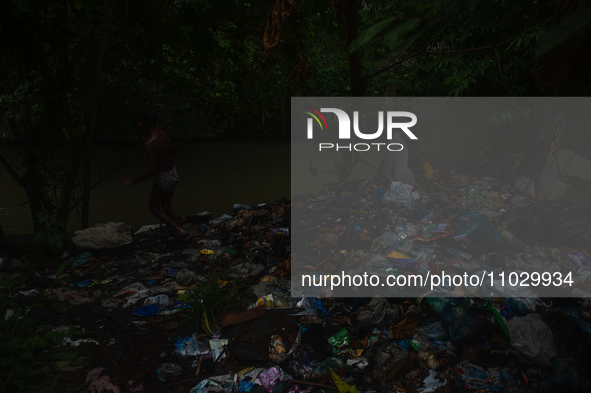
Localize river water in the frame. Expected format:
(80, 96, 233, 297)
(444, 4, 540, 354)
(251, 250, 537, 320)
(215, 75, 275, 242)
(0, 141, 293, 235)
(0, 139, 390, 235)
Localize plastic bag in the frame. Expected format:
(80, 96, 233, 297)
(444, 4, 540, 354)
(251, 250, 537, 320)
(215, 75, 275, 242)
(176, 269, 197, 287)
(505, 297, 550, 316)
(515, 175, 535, 194)
(70, 252, 93, 266)
(370, 231, 398, 254)
(226, 262, 265, 279)
(258, 367, 292, 393)
(394, 222, 419, 240)
(416, 322, 449, 342)
(456, 360, 502, 392)
(144, 295, 169, 307)
(114, 282, 149, 308)
(507, 313, 557, 367)
(425, 298, 447, 314)
(354, 297, 400, 327)
(209, 213, 233, 225)
(438, 298, 483, 344)
(382, 182, 419, 207)
(173, 334, 209, 357)
(457, 209, 501, 247)
(549, 357, 579, 391)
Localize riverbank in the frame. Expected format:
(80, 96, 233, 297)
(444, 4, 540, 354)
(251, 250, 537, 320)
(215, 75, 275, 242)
(0, 141, 291, 235)
(2, 167, 591, 393)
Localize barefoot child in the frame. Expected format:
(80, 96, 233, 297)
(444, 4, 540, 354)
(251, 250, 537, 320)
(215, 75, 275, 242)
(119, 107, 188, 241)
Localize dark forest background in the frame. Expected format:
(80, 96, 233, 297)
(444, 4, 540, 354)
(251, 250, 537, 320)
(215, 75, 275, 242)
(1, 0, 591, 236)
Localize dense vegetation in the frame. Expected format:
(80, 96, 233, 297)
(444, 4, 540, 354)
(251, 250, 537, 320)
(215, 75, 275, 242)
(1, 0, 588, 234)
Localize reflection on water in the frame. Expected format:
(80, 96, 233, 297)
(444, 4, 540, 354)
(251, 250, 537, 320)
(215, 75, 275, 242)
(0, 141, 290, 235)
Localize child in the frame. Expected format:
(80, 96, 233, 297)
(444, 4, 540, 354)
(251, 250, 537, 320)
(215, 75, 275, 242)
(119, 107, 188, 241)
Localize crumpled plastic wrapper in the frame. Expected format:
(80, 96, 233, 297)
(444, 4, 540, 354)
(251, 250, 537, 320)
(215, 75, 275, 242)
(258, 366, 292, 393)
(47, 288, 101, 306)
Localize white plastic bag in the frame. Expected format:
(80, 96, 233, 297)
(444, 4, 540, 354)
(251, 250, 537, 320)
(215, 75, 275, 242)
(381, 131, 417, 186)
(370, 231, 398, 253)
(114, 282, 149, 308)
(507, 313, 557, 367)
(382, 181, 419, 207)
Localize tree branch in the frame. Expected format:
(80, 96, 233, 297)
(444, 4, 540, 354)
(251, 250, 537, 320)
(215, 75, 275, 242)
(78, 24, 178, 79)
(494, 46, 502, 76)
(108, 37, 150, 95)
(238, 16, 267, 42)
(69, 153, 139, 215)
(366, 17, 551, 80)
(365, 17, 447, 80)
(0, 152, 25, 189)
(424, 17, 550, 55)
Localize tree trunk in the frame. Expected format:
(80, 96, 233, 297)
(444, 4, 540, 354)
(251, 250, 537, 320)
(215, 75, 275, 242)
(345, 0, 363, 97)
(341, 0, 365, 183)
(81, 0, 110, 229)
(58, 147, 82, 224)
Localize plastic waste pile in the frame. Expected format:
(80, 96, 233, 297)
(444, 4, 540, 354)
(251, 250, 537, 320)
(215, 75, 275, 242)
(2, 168, 591, 392)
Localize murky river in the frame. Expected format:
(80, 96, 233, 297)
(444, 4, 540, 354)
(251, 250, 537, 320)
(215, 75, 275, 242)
(0, 141, 293, 235)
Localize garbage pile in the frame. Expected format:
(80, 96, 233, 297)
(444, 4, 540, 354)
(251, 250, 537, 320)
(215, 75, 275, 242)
(2, 169, 591, 392)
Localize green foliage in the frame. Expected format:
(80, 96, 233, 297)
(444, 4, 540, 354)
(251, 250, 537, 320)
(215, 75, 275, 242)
(0, 0, 579, 236)
(183, 270, 235, 336)
(34, 211, 65, 249)
(348, 17, 399, 54)
(383, 18, 421, 48)
(348, 0, 557, 97)
(1, 0, 295, 231)
(536, 5, 591, 57)
(0, 281, 89, 393)
(470, 102, 543, 171)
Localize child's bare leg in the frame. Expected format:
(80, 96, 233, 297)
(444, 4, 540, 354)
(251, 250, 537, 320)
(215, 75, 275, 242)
(161, 190, 183, 229)
(149, 184, 186, 234)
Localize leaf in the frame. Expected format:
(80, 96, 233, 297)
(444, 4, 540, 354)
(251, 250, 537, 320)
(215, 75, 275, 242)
(11, 0, 29, 12)
(76, 381, 92, 390)
(329, 367, 360, 393)
(51, 352, 78, 360)
(48, 233, 63, 249)
(17, 350, 34, 360)
(50, 374, 61, 389)
(347, 17, 397, 55)
(424, 161, 433, 179)
(0, 279, 24, 288)
(536, 6, 591, 58)
(369, 31, 423, 67)
(35, 232, 46, 243)
(55, 260, 70, 280)
(384, 19, 421, 48)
